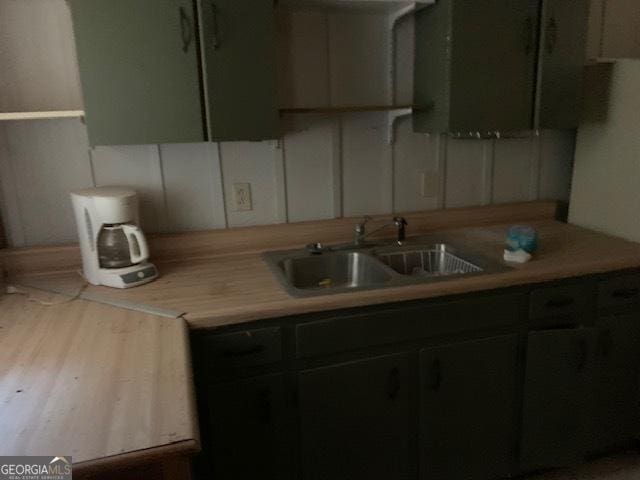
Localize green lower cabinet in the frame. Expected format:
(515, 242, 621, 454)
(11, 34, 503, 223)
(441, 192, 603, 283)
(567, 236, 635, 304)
(593, 312, 640, 453)
(520, 328, 597, 472)
(199, 374, 295, 480)
(298, 353, 413, 480)
(419, 334, 519, 480)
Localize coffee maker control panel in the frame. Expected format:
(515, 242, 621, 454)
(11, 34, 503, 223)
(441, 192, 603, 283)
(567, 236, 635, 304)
(120, 265, 158, 286)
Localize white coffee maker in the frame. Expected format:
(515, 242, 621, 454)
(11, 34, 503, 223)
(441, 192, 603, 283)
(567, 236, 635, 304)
(70, 187, 158, 288)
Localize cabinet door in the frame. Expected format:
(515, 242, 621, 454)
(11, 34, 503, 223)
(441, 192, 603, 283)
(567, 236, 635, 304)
(70, 0, 205, 145)
(535, 0, 589, 128)
(449, 0, 539, 131)
(520, 328, 597, 472)
(593, 312, 640, 452)
(197, 374, 294, 480)
(419, 334, 519, 480)
(200, 0, 279, 141)
(298, 353, 413, 480)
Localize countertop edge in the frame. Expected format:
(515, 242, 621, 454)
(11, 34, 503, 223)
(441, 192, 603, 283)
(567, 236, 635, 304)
(72, 439, 200, 475)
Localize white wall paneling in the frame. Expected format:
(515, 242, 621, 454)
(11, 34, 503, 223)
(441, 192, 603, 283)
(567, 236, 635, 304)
(341, 112, 393, 217)
(159, 143, 227, 232)
(282, 114, 336, 222)
(492, 137, 535, 204)
(328, 13, 391, 106)
(444, 138, 491, 208)
(0, 122, 576, 247)
(392, 116, 439, 212)
(91, 145, 167, 233)
(538, 130, 576, 202)
(0, 119, 92, 246)
(219, 142, 280, 228)
(0, 0, 83, 112)
(393, 15, 415, 106)
(277, 11, 331, 108)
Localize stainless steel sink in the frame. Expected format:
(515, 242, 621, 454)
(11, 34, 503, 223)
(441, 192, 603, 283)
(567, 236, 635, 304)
(375, 244, 483, 277)
(263, 236, 508, 298)
(279, 252, 393, 291)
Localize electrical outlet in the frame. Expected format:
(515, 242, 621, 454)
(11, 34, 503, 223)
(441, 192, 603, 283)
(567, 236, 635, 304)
(421, 172, 439, 198)
(233, 183, 252, 211)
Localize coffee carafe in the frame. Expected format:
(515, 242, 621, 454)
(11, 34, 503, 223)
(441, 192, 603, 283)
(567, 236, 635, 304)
(98, 224, 149, 269)
(70, 187, 158, 289)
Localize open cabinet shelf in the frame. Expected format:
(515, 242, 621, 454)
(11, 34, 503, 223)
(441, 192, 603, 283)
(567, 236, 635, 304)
(0, 111, 85, 121)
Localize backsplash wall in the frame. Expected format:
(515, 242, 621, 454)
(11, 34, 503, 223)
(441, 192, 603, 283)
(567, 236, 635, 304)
(0, 115, 575, 247)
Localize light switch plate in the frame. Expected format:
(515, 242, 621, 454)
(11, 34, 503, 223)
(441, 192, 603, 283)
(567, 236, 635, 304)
(233, 183, 252, 211)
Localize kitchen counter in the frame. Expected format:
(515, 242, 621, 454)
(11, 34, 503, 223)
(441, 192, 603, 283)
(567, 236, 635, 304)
(0, 289, 199, 476)
(13, 219, 640, 330)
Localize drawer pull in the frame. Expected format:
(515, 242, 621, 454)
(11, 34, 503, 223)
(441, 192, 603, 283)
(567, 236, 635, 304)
(545, 297, 575, 309)
(221, 345, 264, 358)
(611, 287, 640, 300)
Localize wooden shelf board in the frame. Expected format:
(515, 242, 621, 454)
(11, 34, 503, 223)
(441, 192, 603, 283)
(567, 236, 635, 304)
(0, 110, 85, 121)
(280, 105, 413, 114)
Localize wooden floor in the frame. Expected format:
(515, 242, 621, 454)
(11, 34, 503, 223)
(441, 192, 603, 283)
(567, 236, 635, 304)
(525, 451, 640, 480)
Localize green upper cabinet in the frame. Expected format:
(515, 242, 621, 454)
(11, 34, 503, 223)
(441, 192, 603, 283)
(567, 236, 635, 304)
(70, 0, 206, 146)
(70, 0, 279, 146)
(534, 0, 590, 129)
(414, 0, 589, 133)
(200, 0, 280, 142)
(414, 0, 539, 133)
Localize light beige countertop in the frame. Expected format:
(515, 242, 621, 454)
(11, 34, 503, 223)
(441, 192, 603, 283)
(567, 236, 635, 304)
(12, 219, 640, 330)
(0, 290, 199, 475)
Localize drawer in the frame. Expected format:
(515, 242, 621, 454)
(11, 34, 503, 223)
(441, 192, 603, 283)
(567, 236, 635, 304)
(529, 283, 593, 321)
(194, 327, 282, 374)
(598, 273, 640, 309)
(296, 293, 524, 358)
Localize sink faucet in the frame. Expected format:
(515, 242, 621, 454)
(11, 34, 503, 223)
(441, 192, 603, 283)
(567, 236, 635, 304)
(354, 216, 408, 246)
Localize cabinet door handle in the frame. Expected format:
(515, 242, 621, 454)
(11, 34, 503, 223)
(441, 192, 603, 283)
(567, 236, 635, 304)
(611, 287, 640, 300)
(210, 2, 220, 50)
(545, 16, 558, 55)
(386, 367, 401, 400)
(427, 358, 442, 391)
(179, 6, 193, 53)
(524, 16, 534, 55)
(577, 339, 588, 371)
(221, 344, 264, 358)
(545, 296, 574, 309)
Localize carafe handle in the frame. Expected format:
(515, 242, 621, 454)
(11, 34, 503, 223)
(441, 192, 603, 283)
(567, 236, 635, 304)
(121, 224, 150, 264)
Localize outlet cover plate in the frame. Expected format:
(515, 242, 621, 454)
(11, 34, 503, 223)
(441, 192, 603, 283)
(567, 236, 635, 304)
(233, 183, 253, 211)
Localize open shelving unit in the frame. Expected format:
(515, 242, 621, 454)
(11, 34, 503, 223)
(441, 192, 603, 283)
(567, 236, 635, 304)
(0, 111, 84, 122)
(276, 0, 433, 143)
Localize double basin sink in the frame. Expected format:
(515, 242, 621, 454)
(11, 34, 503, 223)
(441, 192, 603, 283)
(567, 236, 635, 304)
(263, 237, 509, 298)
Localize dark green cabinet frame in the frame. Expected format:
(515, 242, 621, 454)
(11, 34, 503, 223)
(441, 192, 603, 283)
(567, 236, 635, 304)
(191, 269, 640, 480)
(413, 0, 589, 133)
